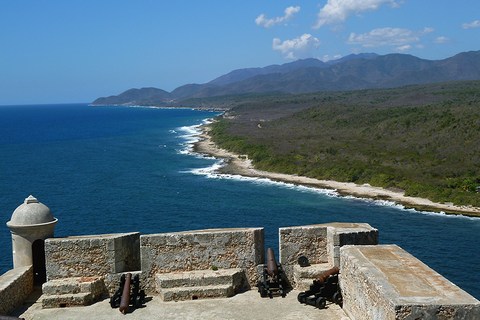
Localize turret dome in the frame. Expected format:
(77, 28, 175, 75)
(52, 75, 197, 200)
(8, 195, 56, 226)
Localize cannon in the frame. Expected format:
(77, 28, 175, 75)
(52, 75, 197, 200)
(257, 248, 288, 298)
(297, 266, 342, 309)
(110, 273, 146, 314)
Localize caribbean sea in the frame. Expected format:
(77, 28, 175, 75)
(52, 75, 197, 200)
(0, 103, 479, 299)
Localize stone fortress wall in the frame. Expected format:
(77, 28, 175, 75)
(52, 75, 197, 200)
(1, 196, 480, 319)
(0, 266, 33, 315)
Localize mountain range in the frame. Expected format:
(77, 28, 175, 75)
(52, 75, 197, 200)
(92, 50, 480, 106)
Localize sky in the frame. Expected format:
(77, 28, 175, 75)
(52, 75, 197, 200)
(1, 0, 479, 105)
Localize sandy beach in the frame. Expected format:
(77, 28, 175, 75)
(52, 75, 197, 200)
(193, 125, 480, 218)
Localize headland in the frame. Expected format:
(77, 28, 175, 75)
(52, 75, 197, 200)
(194, 125, 480, 217)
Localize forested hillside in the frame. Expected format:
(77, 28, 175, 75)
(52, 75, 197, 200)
(209, 81, 480, 207)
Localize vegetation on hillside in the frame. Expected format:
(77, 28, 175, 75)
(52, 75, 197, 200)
(209, 81, 480, 207)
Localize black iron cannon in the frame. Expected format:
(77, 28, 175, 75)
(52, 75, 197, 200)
(257, 248, 288, 298)
(110, 272, 146, 314)
(297, 266, 343, 309)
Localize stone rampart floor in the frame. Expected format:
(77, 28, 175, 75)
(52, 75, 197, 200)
(14, 289, 349, 320)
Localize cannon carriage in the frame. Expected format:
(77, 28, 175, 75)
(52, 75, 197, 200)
(257, 248, 288, 298)
(110, 273, 146, 314)
(297, 266, 343, 309)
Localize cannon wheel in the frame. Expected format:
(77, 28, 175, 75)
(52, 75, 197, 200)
(315, 297, 326, 309)
(259, 286, 268, 298)
(333, 291, 343, 305)
(297, 292, 307, 303)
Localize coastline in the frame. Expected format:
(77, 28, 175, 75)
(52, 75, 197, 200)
(193, 125, 480, 218)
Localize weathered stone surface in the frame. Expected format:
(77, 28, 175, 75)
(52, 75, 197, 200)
(340, 245, 480, 320)
(0, 265, 33, 315)
(156, 268, 245, 289)
(279, 222, 377, 287)
(45, 232, 140, 280)
(42, 277, 106, 296)
(156, 268, 245, 301)
(293, 263, 332, 291)
(160, 284, 234, 302)
(41, 276, 107, 308)
(41, 292, 95, 308)
(326, 222, 378, 267)
(280, 225, 329, 267)
(140, 228, 264, 293)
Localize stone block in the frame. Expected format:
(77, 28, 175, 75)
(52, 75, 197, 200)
(279, 224, 329, 267)
(155, 268, 245, 301)
(41, 276, 106, 308)
(160, 284, 234, 302)
(42, 276, 106, 296)
(326, 223, 378, 267)
(140, 228, 264, 294)
(340, 245, 480, 320)
(45, 232, 140, 280)
(41, 292, 95, 308)
(156, 268, 245, 290)
(0, 266, 33, 316)
(279, 222, 377, 286)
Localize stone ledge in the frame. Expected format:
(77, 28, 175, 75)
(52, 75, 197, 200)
(160, 284, 234, 302)
(293, 263, 332, 291)
(156, 268, 245, 301)
(340, 244, 480, 319)
(41, 277, 107, 309)
(42, 276, 105, 296)
(41, 292, 95, 308)
(156, 268, 244, 289)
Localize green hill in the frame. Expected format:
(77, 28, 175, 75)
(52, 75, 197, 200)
(209, 80, 480, 208)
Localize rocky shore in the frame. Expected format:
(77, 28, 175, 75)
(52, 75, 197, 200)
(193, 125, 480, 218)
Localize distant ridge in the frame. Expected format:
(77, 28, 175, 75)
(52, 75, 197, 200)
(93, 87, 171, 106)
(92, 50, 480, 106)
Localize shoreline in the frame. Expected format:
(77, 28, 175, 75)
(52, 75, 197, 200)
(193, 125, 480, 218)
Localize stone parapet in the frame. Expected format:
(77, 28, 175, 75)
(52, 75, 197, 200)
(45, 232, 140, 280)
(340, 244, 480, 320)
(326, 222, 378, 267)
(0, 266, 33, 315)
(279, 222, 377, 287)
(140, 228, 264, 293)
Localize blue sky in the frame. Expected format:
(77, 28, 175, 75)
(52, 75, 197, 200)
(1, 0, 479, 105)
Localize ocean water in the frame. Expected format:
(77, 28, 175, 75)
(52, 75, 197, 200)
(0, 104, 479, 299)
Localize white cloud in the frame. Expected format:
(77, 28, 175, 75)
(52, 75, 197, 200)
(462, 19, 480, 29)
(314, 0, 400, 29)
(347, 27, 433, 50)
(321, 54, 343, 62)
(272, 34, 320, 59)
(396, 44, 411, 51)
(256, 6, 300, 28)
(434, 36, 449, 44)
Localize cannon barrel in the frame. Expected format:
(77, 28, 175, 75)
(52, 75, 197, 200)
(119, 273, 132, 314)
(317, 266, 339, 283)
(266, 248, 279, 277)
